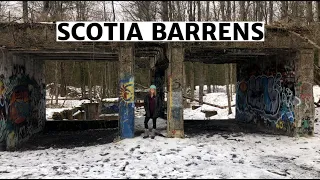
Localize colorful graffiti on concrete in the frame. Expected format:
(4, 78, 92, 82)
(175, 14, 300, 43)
(236, 72, 297, 132)
(0, 64, 45, 150)
(9, 85, 30, 124)
(119, 75, 135, 138)
(120, 80, 134, 103)
(300, 116, 313, 135)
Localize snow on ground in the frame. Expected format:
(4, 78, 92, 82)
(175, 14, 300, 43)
(46, 108, 71, 120)
(1, 116, 320, 178)
(314, 85, 320, 102)
(184, 92, 236, 120)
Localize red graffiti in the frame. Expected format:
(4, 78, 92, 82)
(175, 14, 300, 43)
(172, 130, 176, 135)
(9, 86, 30, 124)
(300, 94, 312, 100)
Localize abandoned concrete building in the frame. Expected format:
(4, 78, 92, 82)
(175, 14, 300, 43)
(0, 22, 317, 151)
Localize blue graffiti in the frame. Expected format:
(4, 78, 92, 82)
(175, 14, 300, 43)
(236, 73, 295, 124)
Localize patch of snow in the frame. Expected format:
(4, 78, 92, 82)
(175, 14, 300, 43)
(313, 85, 320, 102)
(102, 98, 119, 102)
(46, 108, 70, 119)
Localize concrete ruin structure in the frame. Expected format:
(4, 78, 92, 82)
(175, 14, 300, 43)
(0, 23, 317, 151)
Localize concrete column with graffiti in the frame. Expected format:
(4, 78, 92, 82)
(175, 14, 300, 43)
(167, 43, 184, 138)
(294, 49, 315, 136)
(118, 43, 135, 139)
(0, 50, 45, 151)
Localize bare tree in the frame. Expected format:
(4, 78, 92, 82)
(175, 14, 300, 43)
(226, 1, 231, 21)
(55, 61, 59, 105)
(269, 1, 273, 24)
(162, 1, 169, 21)
(188, 1, 193, 21)
(280, 1, 288, 22)
(318, 1, 320, 22)
(197, 1, 201, 21)
(23, 1, 28, 22)
(306, 1, 313, 24)
(233, 1, 236, 21)
(220, 1, 225, 21)
(239, 1, 246, 20)
(206, 1, 210, 21)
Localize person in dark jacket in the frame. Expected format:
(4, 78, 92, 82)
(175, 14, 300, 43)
(143, 85, 161, 139)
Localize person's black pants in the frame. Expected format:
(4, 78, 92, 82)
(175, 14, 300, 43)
(144, 116, 157, 129)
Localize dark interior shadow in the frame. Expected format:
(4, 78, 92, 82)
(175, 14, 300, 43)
(184, 118, 273, 137)
(19, 120, 119, 151)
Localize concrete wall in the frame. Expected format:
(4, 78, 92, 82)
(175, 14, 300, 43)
(235, 50, 314, 136)
(0, 51, 45, 150)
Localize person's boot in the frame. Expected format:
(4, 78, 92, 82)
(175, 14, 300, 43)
(143, 129, 149, 139)
(151, 129, 156, 139)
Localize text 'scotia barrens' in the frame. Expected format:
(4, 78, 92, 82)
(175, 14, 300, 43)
(56, 22, 264, 42)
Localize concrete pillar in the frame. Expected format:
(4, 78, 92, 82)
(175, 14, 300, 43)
(0, 50, 45, 151)
(294, 49, 315, 136)
(118, 43, 135, 139)
(167, 43, 184, 138)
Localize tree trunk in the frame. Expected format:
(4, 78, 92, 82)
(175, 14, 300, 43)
(23, 1, 28, 23)
(213, 1, 217, 20)
(233, 1, 236, 21)
(80, 62, 86, 98)
(291, 1, 298, 18)
(87, 62, 92, 102)
(197, 1, 201, 21)
(240, 1, 246, 21)
(55, 61, 59, 105)
(226, 1, 231, 20)
(220, 1, 225, 21)
(229, 64, 233, 101)
(190, 62, 195, 100)
(111, 1, 116, 21)
(306, 1, 313, 24)
(280, 1, 288, 22)
(225, 64, 232, 114)
(205, 64, 210, 94)
(189, 1, 193, 21)
(206, 1, 210, 21)
(245, 1, 251, 21)
(258, 1, 264, 21)
(269, 1, 273, 24)
(162, 1, 169, 21)
(317, 1, 320, 22)
(93, 61, 97, 100)
(198, 63, 204, 105)
(60, 62, 67, 97)
(102, 63, 106, 99)
(168, 1, 172, 20)
(176, 1, 182, 21)
(193, 1, 196, 21)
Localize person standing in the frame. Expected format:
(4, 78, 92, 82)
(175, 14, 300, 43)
(143, 85, 161, 139)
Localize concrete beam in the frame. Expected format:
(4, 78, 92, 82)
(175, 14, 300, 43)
(118, 43, 135, 139)
(167, 43, 184, 138)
